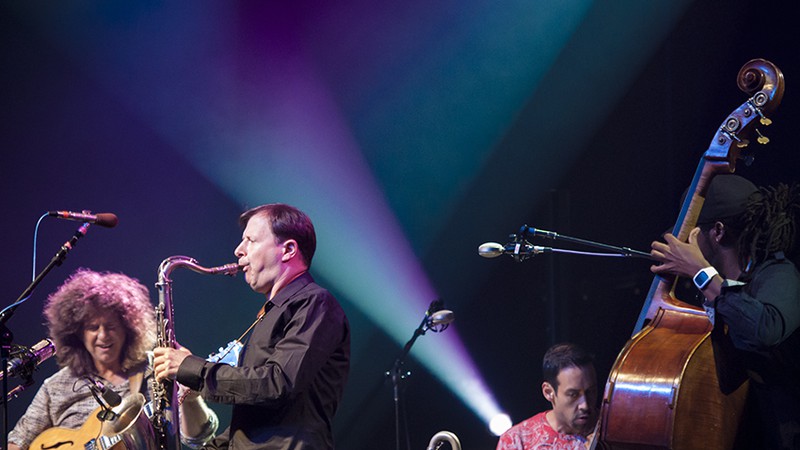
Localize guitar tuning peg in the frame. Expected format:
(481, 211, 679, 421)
(756, 129, 769, 144)
(736, 139, 750, 148)
(760, 117, 773, 126)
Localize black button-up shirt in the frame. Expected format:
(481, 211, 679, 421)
(178, 272, 350, 450)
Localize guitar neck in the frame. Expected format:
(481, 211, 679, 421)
(90, 433, 123, 450)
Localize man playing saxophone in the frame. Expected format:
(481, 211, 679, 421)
(154, 203, 351, 450)
(7, 269, 218, 450)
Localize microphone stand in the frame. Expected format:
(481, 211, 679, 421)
(0, 222, 91, 449)
(2, 377, 34, 405)
(386, 300, 445, 450)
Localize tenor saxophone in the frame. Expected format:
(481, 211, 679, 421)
(150, 256, 239, 450)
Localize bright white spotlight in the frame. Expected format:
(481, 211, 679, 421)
(489, 413, 513, 436)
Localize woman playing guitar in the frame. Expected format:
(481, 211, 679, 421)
(7, 269, 218, 450)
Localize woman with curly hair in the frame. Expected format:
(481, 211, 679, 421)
(650, 175, 800, 449)
(7, 268, 218, 450)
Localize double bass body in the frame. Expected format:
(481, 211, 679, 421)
(602, 307, 748, 449)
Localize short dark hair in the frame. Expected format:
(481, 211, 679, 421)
(543, 343, 594, 391)
(239, 203, 317, 267)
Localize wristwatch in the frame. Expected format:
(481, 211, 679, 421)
(693, 266, 719, 290)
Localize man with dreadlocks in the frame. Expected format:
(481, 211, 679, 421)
(650, 174, 800, 449)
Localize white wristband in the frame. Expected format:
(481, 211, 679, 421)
(693, 266, 719, 290)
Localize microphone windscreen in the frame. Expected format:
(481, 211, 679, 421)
(31, 339, 57, 362)
(430, 310, 455, 325)
(478, 242, 504, 258)
(94, 213, 119, 228)
(93, 378, 122, 407)
(102, 388, 122, 407)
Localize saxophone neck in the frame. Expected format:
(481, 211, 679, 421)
(157, 256, 240, 284)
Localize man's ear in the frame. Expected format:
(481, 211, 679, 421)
(709, 221, 734, 246)
(542, 382, 555, 403)
(282, 239, 298, 261)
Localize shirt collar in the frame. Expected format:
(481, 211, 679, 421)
(267, 271, 314, 308)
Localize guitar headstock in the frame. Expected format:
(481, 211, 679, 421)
(704, 59, 784, 171)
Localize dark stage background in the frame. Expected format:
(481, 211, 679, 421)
(2, 1, 797, 449)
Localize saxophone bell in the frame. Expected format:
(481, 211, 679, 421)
(426, 430, 461, 450)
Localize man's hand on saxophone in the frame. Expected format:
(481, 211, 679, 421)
(153, 344, 192, 382)
(153, 343, 218, 447)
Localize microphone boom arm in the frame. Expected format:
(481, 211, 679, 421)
(519, 225, 653, 259)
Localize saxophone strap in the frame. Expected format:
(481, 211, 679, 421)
(129, 371, 144, 397)
(210, 303, 272, 364)
(238, 303, 270, 343)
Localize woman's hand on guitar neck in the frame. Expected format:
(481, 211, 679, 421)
(649, 227, 710, 279)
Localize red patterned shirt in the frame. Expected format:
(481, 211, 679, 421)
(496, 411, 590, 450)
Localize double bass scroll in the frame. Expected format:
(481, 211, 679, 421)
(597, 59, 784, 450)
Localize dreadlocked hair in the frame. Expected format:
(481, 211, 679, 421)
(738, 182, 800, 271)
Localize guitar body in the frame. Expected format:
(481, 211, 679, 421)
(30, 412, 104, 450)
(30, 393, 157, 450)
(596, 59, 784, 450)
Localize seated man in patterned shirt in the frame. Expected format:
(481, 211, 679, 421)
(496, 343, 599, 450)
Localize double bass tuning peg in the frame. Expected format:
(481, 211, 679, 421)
(746, 97, 773, 126)
(756, 128, 769, 145)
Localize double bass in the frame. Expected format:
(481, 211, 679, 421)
(596, 59, 784, 449)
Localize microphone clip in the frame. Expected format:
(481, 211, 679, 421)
(507, 233, 536, 262)
(5, 345, 39, 382)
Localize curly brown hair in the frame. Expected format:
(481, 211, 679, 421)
(44, 268, 156, 377)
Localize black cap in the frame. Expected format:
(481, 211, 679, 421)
(696, 174, 759, 226)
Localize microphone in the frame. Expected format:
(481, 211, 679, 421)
(90, 378, 122, 408)
(85, 376, 121, 421)
(1, 339, 57, 381)
(478, 242, 549, 259)
(428, 309, 454, 326)
(425, 309, 454, 333)
(48, 211, 119, 228)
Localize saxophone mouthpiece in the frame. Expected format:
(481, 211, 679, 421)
(213, 263, 241, 276)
